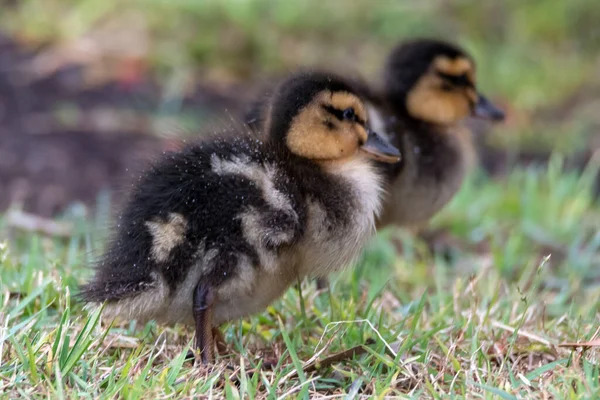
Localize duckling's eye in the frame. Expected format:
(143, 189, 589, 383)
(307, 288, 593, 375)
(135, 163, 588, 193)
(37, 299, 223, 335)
(322, 104, 365, 125)
(342, 108, 356, 121)
(322, 104, 356, 122)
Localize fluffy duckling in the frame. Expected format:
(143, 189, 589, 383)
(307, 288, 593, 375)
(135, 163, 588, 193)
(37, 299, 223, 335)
(368, 38, 505, 228)
(79, 71, 400, 364)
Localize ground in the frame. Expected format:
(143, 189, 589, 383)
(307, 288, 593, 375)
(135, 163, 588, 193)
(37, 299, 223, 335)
(1, 0, 600, 398)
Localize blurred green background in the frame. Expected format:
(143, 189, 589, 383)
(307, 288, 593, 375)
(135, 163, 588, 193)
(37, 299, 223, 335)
(3, 0, 600, 152)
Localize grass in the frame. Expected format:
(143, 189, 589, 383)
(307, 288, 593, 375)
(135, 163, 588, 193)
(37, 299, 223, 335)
(1, 156, 599, 398)
(1, 0, 600, 397)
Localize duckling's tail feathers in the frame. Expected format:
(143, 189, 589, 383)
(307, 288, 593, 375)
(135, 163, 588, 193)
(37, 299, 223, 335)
(76, 276, 156, 304)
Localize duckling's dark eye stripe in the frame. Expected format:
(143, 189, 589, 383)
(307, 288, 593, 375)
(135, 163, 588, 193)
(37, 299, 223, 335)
(321, 104, 345, 121)
(321, 104, 366, 125)
(436, 72, 473, 88)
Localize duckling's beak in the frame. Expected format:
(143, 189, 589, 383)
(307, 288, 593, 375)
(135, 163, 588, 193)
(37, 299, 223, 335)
(473, 94, 505, 122)
(359, 129, 401, 163)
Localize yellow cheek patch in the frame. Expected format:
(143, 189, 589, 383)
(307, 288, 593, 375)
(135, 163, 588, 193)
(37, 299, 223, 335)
(286, 92, 363, 160)
(355, 124, 368, 144)
(407, 74, 471, 125)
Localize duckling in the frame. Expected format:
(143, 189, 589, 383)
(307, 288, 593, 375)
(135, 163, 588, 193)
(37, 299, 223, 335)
(79, 71, 400, 364)
(369, 38, 505, 228)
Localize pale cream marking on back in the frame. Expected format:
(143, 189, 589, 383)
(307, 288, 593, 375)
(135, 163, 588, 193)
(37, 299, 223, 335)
(211, 156, 385, 325)
(145, 213, 188, 263)
(238, 208, 293, 273)
(210, 154, 295, 215)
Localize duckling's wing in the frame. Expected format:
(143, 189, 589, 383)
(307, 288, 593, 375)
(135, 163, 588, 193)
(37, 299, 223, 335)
(241, 206, 301, 250)
(79, 138, 304, 307)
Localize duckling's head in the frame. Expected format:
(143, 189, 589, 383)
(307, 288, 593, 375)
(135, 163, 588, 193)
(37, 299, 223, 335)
(266, 71, 400, 163)
(384, 39, 505, 125)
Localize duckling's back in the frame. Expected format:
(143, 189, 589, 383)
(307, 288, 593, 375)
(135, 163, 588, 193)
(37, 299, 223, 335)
(80, 136, 306, 323)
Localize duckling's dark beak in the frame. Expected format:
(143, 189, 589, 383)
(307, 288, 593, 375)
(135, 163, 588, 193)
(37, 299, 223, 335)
(359, 129, 401, 163)
(473, 94, 505, 122)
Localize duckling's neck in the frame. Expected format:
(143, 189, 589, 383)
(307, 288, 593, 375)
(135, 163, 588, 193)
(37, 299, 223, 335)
(377, 113, 475, 227)
(320, 155, 385, 216)
(399, 114, 472, 175)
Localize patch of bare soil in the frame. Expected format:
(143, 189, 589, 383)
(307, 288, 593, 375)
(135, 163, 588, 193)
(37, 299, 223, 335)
(0, 32, 253, 216)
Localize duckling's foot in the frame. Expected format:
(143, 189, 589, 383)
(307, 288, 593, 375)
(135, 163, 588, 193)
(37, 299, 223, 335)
(193, 281, 216, 365)
(213, 327, 228, 355)
(185, 327, 228, 365)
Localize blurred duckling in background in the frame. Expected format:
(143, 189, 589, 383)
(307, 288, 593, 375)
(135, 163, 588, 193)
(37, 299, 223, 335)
(79, 71, 400, 364)
(367, 38, 505, 228)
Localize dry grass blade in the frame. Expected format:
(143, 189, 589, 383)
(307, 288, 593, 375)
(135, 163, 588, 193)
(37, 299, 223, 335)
(302, 338, 376, 375)
(282, 338, 376, 382)
(558, 338, 600, 349)
(491, 320, 552, 347)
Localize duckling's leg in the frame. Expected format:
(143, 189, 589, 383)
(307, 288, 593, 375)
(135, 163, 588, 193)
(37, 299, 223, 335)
(193, 282, 215, 364)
